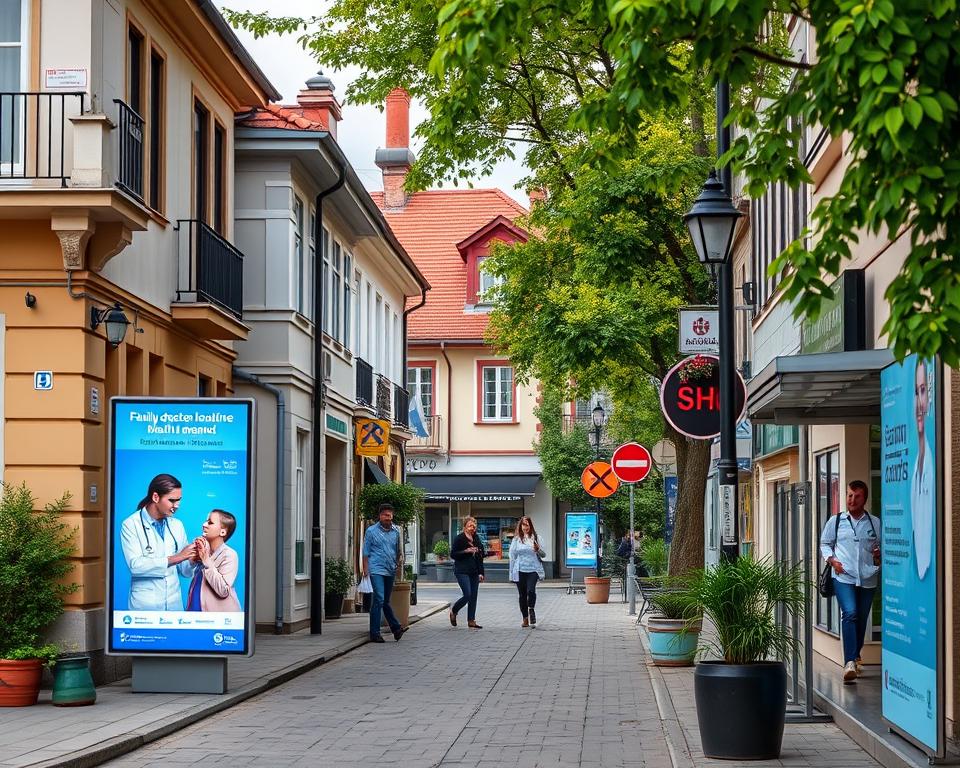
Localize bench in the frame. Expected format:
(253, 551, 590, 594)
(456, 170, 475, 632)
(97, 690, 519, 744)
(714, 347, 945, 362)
(634, 577, 684, 623)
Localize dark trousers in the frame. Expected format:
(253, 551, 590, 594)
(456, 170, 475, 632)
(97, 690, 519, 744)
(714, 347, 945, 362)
(516, 571, 539, 617)
(369, 572, 401, 638)
(834, 581, 876, 664)
(453, 573, 480, 621)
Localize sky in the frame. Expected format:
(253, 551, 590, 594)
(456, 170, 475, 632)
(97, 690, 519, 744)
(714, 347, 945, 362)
(226, 0, 529, 203)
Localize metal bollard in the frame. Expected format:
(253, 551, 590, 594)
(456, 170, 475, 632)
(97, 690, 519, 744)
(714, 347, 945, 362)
(627, 561, 637, 615)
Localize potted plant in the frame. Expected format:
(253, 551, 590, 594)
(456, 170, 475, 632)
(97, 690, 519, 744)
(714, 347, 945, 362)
(432, 539, 450, 561)
(683, 556, 804, 760)
(324, 556, 353, 619)
(358, 481, 425, 627)
(432, 540, 455, 583)
(0, 484, 76, 707)
(646, 588, 700, 667)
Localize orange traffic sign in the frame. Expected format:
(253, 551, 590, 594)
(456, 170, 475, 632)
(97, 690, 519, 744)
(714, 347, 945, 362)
(581, 461, 619, 498)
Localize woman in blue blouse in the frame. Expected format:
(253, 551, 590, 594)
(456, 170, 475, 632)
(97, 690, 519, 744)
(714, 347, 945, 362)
(509, 516, 546, 627)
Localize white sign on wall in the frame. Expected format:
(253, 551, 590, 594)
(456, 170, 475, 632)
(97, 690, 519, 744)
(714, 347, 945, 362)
(679, 308, 720, 354)
(44, 68, 88, 90)
(720, 484, 736, 546)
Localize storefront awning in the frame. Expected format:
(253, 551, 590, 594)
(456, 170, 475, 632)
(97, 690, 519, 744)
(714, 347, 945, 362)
(364, 458, 392, 485)
(409, 473, 541, 502)
(747, 349, 894, 425)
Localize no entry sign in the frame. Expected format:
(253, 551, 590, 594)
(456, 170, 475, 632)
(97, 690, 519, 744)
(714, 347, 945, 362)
(581, 461, 619, 498)
(611, 442, 652, 484)
(660, 354, 746, 440)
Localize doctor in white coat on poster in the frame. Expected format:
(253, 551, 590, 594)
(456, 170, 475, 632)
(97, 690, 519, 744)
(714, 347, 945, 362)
(120, 474, 196, 610)
(912, 359, 934, 580)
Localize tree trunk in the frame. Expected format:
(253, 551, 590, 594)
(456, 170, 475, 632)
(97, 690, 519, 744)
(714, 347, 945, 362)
(666, 423, 711, 576)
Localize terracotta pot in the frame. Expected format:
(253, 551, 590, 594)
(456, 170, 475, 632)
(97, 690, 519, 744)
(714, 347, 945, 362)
(0, 659, 43, 707)
(584, 576, 611, 604)
(389, 581, 412, 628)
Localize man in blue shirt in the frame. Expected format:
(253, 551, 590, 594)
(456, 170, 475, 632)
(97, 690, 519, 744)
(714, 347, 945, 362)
(362, 503, 407, 642)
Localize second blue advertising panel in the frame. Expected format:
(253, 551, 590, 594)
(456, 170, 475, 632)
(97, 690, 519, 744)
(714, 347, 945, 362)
(565, 512, 598, 568)
(880, 355, 941, 756)
(107, 398, 254, 656)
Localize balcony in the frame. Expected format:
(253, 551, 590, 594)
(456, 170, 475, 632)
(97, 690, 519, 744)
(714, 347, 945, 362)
(408, 414, 444, 453)
(172, 220, 247, 340)
(393, 383, 409, 428)
(376, 375, 392, 420)
(1, 91, 84, 185)
(113, 99, 144, 201)
(356, 358, 374, 406)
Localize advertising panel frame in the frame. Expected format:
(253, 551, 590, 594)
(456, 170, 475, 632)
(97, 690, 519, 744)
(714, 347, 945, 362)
(105, 397, 256, 658)
(879, 357, 943, 758)
(564, 511, 599, 569)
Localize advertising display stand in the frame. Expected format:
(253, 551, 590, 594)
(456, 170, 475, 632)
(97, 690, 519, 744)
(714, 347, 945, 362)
(133, 656, 227, 694)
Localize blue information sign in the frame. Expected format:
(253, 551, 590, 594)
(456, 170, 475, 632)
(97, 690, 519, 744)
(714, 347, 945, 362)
(880, 355, 941, 756)
(107, 398, 255, 656)
(664, 476, 678, 545)
(565, 512, 599, 568)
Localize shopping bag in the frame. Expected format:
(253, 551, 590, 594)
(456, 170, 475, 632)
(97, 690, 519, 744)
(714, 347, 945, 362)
(357, 575, 373, 594)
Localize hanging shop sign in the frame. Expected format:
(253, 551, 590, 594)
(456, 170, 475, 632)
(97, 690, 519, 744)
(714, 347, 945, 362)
(581, 461, 619, 498)
(678, 307, 719, 354)
(355, 418, 390, 456)
(564, 511, 599, 569)
(881, 355, 944, 758)
(107, 398, 255, 656)
(660, 354, 746, 440)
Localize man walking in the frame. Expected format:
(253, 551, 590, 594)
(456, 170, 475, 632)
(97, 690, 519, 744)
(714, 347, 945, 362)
(362, 503, 407, 643)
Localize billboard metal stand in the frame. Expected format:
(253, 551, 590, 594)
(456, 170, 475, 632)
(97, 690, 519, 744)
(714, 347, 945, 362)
(132, 656, 227, 694)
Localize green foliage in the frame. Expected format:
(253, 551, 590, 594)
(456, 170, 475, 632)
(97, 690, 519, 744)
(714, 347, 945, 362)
(640, 538, 669, 578)
(324, 556, 354, 596)
(432, 540, 451, 559)
(683, 556, 805, 665)
(601, 540, 626, 581)
(357, 482, 425, 527)
(649, 590, 699, 621)
(0, 484, 76, 663)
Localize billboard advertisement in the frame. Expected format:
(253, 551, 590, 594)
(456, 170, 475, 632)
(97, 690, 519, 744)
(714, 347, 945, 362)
(107, 398, 255, 656)
(880, 356, 942, 756)
(565, 511, 598, 569)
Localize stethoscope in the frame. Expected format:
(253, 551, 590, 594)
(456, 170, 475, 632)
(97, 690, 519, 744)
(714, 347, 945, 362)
(136, 512, 180, 555)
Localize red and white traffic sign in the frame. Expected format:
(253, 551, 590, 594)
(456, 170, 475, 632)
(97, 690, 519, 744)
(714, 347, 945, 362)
(611, 442, 652, 484)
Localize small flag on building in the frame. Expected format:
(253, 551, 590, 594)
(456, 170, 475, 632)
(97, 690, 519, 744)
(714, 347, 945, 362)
(408, 393, 430, 438)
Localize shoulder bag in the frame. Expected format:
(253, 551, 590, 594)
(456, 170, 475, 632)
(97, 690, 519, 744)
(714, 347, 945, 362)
(817, 513, 842, 598)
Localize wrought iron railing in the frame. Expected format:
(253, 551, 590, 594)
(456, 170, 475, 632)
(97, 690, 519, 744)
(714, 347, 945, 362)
(113, 99, 144, 201)
(393, 383, 409, 427)
(356, 358, 374, 406)
(0, 91, 85, 185)
(175, 220, 244, 317)
(408, 414, 443, 452)
(376, 375, 392, 420)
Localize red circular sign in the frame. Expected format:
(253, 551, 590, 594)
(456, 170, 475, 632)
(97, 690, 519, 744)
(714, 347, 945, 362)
(659, 354, 746, 440)
(611, 442, 653, 484)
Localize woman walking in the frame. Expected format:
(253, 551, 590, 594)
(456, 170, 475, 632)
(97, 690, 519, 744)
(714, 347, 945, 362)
(509, 516, 546, 627)
(449, 516, 486, 629)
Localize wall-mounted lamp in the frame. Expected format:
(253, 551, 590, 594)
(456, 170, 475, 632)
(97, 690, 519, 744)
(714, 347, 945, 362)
(90, 303, 131, 348)
(24, 292, 36, 308)
(739, 281, 756, 306)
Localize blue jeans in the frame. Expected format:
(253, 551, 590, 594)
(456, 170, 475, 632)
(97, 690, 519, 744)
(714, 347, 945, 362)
(834, 581, 876, 664)
(369, 572, 401, 638)
(453, 573, 480, 621)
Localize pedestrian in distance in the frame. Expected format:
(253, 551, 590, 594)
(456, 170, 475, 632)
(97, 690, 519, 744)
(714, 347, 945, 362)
(509, 516, 546, 628)
(448, 516, 486, 629)
(819, 480, 881, 683)
(361, 503, 407, 643)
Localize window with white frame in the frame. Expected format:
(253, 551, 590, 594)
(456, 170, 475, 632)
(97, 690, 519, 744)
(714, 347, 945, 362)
(353, 272, 361, 356)
(407, 366, 433, 418)
(294, 198, 305, 315)
(482, 365, 514, 421)
(1, 2, 27, 166)
(304, 210, 315, 320)
(392, 312, 399, 380)
(477, 256, 503, 303)
(384, 303, 393, 378)
(343, 251, 353, 351)
(332, 242, 342, 342)
(295, 430, 308, 575)
(321, 226, 331, 333)
(365, 282, 372, 361)
(375, 293, 383, 372)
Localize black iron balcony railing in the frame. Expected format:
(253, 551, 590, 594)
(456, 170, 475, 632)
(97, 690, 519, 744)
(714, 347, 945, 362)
(113, 99, 144, 201)
(376, 375, 392, 420)
(356, 358, 374, 406)
(0, 91, 85, 185)
(408, 414, 443, 452)
(393, 383, 409, 428)
(175, 220, 244, 318)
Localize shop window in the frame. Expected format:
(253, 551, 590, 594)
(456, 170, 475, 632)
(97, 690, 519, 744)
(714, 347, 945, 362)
(815, 449, 840, 635)
(478, 363, 514, 422)
(453, 515, 522, 561)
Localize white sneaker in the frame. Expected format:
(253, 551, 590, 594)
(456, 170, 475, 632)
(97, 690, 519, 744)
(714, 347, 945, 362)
(843, 661, 858, 683)
(855, 658, 863, 677)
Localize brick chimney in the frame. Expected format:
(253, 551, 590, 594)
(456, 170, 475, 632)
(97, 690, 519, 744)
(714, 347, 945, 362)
(296, 71, 342, 139)
(375, 88, 416, 209)
(527, 187, 547, 208)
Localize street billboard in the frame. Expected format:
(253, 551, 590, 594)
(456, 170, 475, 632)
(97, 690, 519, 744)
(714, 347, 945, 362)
(664, 476, 677, 545)
(564, 511, 599, 569)
(880, 356, 942, 757)
(107, 398, 255, 656)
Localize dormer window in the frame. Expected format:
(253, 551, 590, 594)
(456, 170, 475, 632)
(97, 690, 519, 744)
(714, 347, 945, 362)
(457, 215, 528, 307)
(477, 256, 503, 305)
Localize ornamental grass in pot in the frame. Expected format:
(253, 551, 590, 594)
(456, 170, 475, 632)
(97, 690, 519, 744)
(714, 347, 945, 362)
(684, 556, 804, 761)
(646, 588, 701, 667)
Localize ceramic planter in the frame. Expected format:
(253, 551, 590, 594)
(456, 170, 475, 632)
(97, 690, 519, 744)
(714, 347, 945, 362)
(0, 659, 43, 707)
(584, 576, 611, 604)
(52, 656, 96, 706)
(389, 581, 411, 628)
(325, 593, 345, 619)
(647, 617, 701, 667)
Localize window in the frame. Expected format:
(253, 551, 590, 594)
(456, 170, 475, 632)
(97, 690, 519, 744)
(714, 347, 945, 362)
(321, 227, 331, 332)
(353, 273, 361, 356)
(343, 251, 352, 350)
(815, 449, 841, 635)
(375, 294, 383, 371)
(392, 312, 399, 380)
(407, 366, 433, 418)
(332, 242, 342, 342)
(193, 100, 208, 222)
(295, 430, 308, 575)
(213, 123, 226, 234)
(148, 49, 165, 211)
(384, 303, 393, 377)
(365, 282, 372, 360)
(198, 374, 211, 397)
(477, 256, 502, 303)
(306, 210, 316, 321)
(0, 0, 26, 167)
(127, 24, 144, 115)
(481, 364, 514, 421)
(294, 198, 305, 315)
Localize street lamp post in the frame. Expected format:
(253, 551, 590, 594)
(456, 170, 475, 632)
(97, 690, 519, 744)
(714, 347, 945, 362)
(591, 403, 606, 577)
(683, 80, 743, 561)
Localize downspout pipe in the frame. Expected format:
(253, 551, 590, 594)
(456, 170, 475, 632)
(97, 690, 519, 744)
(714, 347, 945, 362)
(311, 161, 348, 635)
(233, 367, 286, 635)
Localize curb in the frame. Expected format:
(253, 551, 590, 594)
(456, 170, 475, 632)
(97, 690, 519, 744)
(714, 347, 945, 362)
(33, 601, 450, 768)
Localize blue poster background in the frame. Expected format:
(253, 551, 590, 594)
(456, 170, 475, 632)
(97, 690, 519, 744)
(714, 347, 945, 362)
(664, 476, 678, 545)
(881, 355, 939, 753)
(565, 512, 598, 568)
(109, 399, 252, 655)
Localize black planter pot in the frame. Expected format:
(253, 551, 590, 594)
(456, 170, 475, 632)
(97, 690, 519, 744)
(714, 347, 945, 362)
(325, 593, 344, 619)
(693, 660, 787, 760)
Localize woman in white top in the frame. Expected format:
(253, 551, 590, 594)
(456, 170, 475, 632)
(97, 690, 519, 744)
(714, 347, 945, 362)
(509, 516, 546, 628)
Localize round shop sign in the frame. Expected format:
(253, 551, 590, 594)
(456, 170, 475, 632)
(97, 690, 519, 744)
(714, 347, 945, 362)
(660, 354, 746, 440)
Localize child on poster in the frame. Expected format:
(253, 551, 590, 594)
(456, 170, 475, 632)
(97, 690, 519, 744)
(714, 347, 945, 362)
(186, 509, 242, 612)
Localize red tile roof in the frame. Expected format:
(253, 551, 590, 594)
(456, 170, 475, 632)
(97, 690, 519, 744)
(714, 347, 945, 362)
(372, 189, 528, 340)
(236, 103, 328, 131)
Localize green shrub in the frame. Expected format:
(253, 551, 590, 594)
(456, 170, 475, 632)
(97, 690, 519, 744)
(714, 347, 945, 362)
(640, 538, 668, 577)
(432, 539, 450, 559)
(649, 590, 699, 621)
(0, 484, 76, 664)
(324, 556, 353, 596)
(357, 482, 425, 527)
